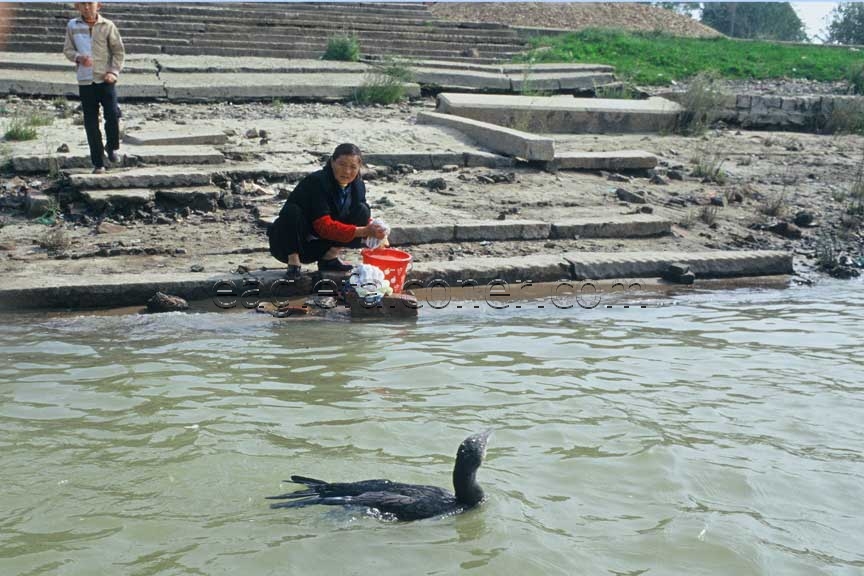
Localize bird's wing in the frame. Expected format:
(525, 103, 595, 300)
(332, 491, 417, 509)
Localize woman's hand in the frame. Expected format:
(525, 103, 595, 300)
(104, 72, 117, 84)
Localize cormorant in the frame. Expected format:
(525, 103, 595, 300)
(266, 430, 492, 521)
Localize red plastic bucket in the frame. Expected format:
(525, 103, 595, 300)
(361, 248, 412, 294)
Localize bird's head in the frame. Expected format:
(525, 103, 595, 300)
(456, 429, 492, 471)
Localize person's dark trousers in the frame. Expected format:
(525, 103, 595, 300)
(79, 82, 120, 169)
(268, 203, 370, 264)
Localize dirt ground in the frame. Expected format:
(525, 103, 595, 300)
(1, 97, 863, 286)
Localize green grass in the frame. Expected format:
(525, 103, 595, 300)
(517, 28, 864, 86)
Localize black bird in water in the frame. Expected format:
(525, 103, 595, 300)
(267, 430, 492, 521)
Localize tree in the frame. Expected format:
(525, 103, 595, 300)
(652, 2, 701, 19)
(701, 3, 808, 42)
(826, 3, 864, 45)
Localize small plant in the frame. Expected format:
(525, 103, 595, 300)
(676, 71, 727, 135)
(26, 112, 54, 127)
(700, 204, 718, 225)
(678, 208, 695, 229)
(3, 117, 38, 141)
(845, 62, 864, 95)
(271, 98, 284, 111)
(354, 58, 413, 105)
(691, 151, 727, 185)
(37, 224, 70, 254)
(323, 35, 360, 62)
(845, 150, 864, 221)
(759, 189, 787, 217)
(825, 97, 864, 135)
(815, 230, 840, 270)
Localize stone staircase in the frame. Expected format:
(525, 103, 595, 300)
(3, 2, 530, 63)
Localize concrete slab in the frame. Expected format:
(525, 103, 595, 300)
(70, 166, 215, 190)
(416, 111, 555, 161)
(155, 186, 223, 211)
(0, 69, 167, 99)
(124, 129, 229, 146)
(123, 145, 225, 164)
(563, 250, 793, 280)
(509, 72, 616, 92)
(436, 93, 683, 134)
(555, 150, 658, 171)
(410, 254, 570, 285)
(11, 145, 225, 173)
(551, 215, 671, 239)
(80, 188, 155, 210)
(389, 224, 456, 245)
(455, 220, 551, 241)
(70, 162, 314, 190)
(413, 67, 510, 91)
(159, 72, 421, 101)
(501, 63, 615, 74)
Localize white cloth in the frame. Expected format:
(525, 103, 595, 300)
(364, 217, 390, 249)
(348, 264, 393, 298)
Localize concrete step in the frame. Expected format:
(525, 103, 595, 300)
(562, 250, 794, 280)
(69, 162, 317, 190)
(0, 68, 422, 101)
(554, 150, 658, 171)
(0, 249, 793, 311)
(417, 111, 555, 162)
(124, 130, 228, 147)
(11, 146, 225, 173)
(79, 185, 229, 212)
(437, 93, 684, 134)
(385, 215, 673, 245)
(410, 250, 793, 285)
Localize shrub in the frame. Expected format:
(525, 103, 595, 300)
(323, 35, 360, 62)
(355, 58, 413, 105)
(3, 117, 37, 141)
(846, 62, 864, 95)
(676, 71, 728, 135)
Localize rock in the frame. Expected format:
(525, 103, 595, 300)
(710, 196, 725, 207)
(639, 205, 654, 214)
(56, 143, 70, 153)
(768, 221, 803, 239)
(794, 211, 814, 227)
(607, 173, 631, 183)
(441, 164, 459, 173)
(244, 128, 259, 138)
(615, 187, 646, 204)
(661, 263, 695, 284)
(190, 264, 205, 272)
(146, 292, 189, 313)
(476, 175, 495, 185)
(649, 173, 668, 185)
(426, 177, 447, 191)
(667, 169, 684, 180)
(393, 163, 415, 174)
(96, 221, 125, 234)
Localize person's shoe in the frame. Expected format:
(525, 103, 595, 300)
(92, 166, 106, 174)
(317, 257, 353, 272)
(285, 264, 302, 280)
(107, 150, 119, 164)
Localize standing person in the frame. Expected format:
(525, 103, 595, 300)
(268, 143, 387, 279)
(63, 2, 125, 174)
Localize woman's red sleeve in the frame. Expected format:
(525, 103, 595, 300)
(312, 215, 356, 243)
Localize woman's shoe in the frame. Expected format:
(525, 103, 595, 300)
(317, 257, 353, 272)
(285, 264, 302, 279)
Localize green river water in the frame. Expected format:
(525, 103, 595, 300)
(1, 280, 862, 575)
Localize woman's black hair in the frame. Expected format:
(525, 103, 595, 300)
(331, 143, 362, 162)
